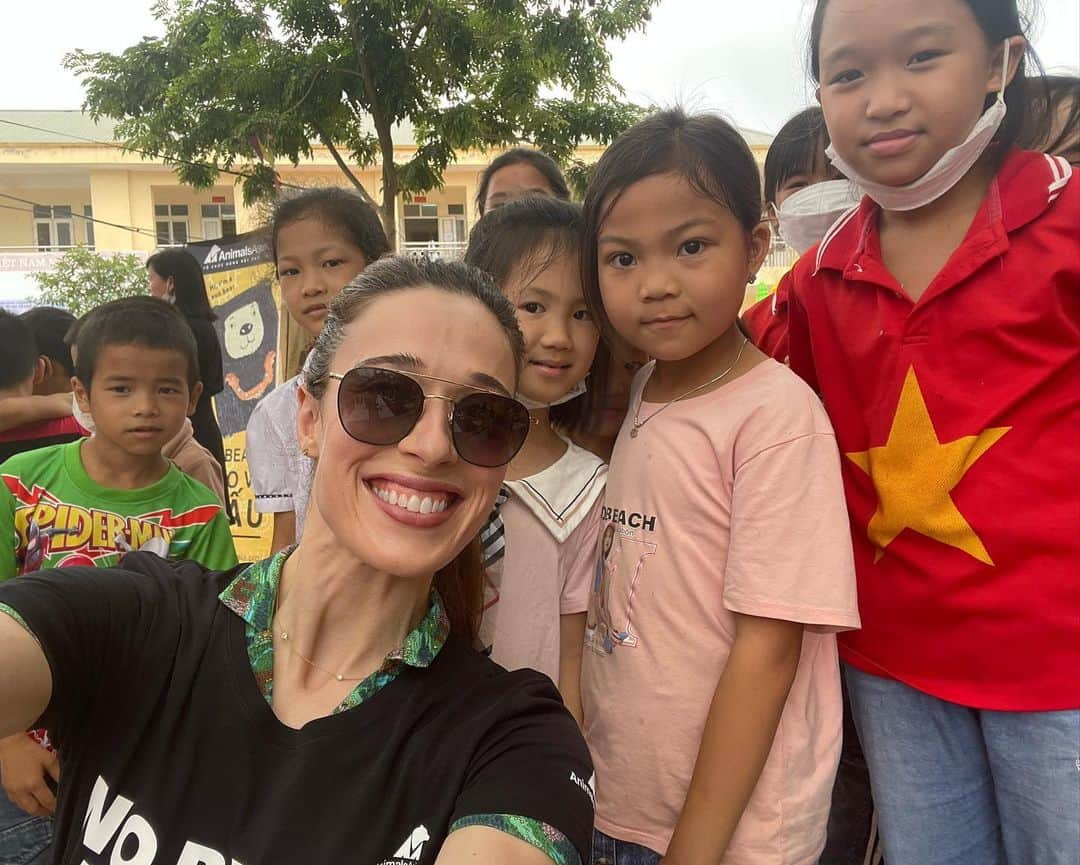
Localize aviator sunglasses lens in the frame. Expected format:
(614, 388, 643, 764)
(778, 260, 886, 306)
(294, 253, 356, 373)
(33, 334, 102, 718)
(452, 392, 531, 468)
(337, 368, 424, 445)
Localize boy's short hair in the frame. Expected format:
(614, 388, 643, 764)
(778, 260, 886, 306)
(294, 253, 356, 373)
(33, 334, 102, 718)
(0, 310, 38, 391)
(74, 297, 199, 392)
(20, 306, 77, 376)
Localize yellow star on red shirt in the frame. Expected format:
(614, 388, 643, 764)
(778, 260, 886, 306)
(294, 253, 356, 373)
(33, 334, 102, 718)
(846, 366, 1010, 565)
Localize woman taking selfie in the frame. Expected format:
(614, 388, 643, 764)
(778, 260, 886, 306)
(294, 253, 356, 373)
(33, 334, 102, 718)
(0, 258, 595, 865)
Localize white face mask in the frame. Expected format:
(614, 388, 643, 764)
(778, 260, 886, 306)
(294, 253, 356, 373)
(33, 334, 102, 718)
(518, 378, 587, 411)
(825, 40, 1011, 212)
(775, 180, 864, 254)
(72, 393, 95, 434)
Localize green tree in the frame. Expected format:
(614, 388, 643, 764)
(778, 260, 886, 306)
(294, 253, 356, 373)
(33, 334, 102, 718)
(32, 247, 148, 316)
(67, 0, 653, 249)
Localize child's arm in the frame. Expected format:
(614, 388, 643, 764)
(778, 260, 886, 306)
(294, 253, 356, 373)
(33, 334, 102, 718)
(0, 393, 72, 433)
(663, 613, 803, 865)
(269, 511, 297, 555)
(0, 732, 59, 817)
(558, 612, 586, 727)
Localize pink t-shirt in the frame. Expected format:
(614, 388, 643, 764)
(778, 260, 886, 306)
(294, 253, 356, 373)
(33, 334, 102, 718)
(581, 358, 860, 862)
(482, 441, 606, 683)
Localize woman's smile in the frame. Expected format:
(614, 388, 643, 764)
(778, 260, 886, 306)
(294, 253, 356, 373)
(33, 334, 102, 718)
(365, 475, 462, 527)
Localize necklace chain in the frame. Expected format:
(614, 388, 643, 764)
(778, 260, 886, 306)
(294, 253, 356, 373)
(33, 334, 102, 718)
(631, 337, 750, 438)
(277, 626, 368, 683)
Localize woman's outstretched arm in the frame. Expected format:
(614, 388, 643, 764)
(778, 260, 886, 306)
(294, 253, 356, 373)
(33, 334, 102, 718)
(0, 611, 51, 739)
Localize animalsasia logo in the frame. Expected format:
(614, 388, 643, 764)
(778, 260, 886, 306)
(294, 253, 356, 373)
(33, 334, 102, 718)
(201, 243, 265, 271)
(376, 825, 430, 864)
(570, 770, 596, 808)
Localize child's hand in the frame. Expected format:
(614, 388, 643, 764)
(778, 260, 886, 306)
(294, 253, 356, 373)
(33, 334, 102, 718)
(0, 733, 60, 817)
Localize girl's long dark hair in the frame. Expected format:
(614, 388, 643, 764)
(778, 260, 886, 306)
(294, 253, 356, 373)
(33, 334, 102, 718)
(146, 248, 215, 321)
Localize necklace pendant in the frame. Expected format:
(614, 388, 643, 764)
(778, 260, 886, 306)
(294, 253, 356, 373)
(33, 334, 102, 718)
(335, 673, 344, 682)
(630, 426, 639, 438)
(280, 631, 288, 641)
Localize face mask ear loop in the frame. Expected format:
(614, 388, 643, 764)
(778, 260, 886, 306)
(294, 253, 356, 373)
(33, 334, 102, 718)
(996, 39, 1010, 106)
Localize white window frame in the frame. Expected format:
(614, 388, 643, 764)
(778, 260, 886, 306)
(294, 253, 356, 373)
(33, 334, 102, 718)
(84, 205, 95, 249)
(155, 204, 190, 246)
(32, 205, 75, 251)
(200, 203, 237, 240)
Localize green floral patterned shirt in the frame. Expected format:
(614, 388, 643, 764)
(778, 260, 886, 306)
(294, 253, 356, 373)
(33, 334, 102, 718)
(218, 549, 581, 865)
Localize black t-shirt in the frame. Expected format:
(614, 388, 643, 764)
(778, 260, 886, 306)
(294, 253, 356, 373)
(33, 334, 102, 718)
(0, 554, 595, 864)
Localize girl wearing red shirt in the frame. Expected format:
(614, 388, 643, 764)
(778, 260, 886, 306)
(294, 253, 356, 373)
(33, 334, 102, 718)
(789, 1, 1079, 864)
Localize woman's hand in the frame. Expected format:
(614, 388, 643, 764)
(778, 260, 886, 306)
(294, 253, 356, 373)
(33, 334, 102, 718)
(0, 733, 59, 817)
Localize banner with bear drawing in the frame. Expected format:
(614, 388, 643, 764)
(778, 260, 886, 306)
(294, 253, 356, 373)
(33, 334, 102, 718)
(185, 233, 278, 562)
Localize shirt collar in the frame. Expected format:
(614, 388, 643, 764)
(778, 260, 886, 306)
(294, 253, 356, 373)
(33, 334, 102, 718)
(812, 149, 1074, 278)
(219, 547, 450, 669)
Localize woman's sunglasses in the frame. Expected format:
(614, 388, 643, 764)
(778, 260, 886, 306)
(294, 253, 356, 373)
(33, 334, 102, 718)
(328, 367, 531, 468)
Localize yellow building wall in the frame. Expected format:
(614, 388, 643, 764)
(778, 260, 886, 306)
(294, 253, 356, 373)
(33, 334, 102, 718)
(0, 139, 771, 252)
(0, 185, 93, 248)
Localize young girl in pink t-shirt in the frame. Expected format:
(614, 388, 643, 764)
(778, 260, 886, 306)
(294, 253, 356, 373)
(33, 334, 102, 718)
(465, 197, 606, 725)
(579, 109, 861, 865)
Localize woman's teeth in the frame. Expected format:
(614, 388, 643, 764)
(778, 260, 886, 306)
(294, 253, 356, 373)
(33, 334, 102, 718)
(372, 485, 449, 514)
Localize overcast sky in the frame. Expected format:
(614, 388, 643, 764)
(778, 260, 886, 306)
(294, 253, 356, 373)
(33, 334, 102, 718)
(1, 0, 1077, 133)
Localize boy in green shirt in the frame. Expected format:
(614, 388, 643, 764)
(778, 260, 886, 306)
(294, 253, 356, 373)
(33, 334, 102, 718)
(0, 296, 237, 843)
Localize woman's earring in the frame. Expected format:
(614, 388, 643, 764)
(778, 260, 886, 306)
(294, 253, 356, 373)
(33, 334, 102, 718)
(746, 273, 757, 285)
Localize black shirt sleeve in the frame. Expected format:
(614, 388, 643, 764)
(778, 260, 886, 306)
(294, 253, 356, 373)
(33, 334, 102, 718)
(451, 669, 596, 859)
(0, 555, 209, 750)
(188, 317, 225, 397)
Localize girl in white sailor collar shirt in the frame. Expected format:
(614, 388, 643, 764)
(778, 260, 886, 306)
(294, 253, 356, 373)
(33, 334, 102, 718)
(466, 197, 606, 725)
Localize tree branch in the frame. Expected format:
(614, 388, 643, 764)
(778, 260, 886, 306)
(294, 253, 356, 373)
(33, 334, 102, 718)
(406, 6, 432, 53)
(314, 123, 378, 208)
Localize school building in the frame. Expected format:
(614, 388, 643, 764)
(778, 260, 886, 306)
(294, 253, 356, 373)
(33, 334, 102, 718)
(0, 110, 782, 303)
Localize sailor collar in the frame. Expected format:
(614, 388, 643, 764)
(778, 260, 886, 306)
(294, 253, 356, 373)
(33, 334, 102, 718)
(504, 440, 607, 543)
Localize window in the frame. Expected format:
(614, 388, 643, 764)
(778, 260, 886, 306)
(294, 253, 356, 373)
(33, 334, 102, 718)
(201, 204, 237, 240)
(33, 205, 74, 251)
(403, 202, 440, 244)
(155, 204, 189, 245)
(447, 203, 465, 216)
(84, 205, 95, 249)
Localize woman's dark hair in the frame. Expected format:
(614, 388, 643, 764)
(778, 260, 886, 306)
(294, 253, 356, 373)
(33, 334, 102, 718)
(476, 148, 571, 215)
(464, 196, 594, 430)
(764, 107, 831, 206)
(303, 256, 526, 643)
(146, 249, 216, 321)
(270, 187, 391, 266)
(1019, 74, 1080, 160)
(809, 0, 1042, 153)
(581, 108, 762, 347)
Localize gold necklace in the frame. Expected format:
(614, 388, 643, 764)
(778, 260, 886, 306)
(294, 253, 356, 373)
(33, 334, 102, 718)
(630, 337, 750, 438)
(276, 625, 369, 683)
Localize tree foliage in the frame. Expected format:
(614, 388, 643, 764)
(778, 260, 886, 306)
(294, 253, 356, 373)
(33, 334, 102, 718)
(67, 0, 654, 248)
(33, 247, 148, 316)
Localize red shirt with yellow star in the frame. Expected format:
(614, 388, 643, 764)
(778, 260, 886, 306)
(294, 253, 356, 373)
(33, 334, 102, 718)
(788, 149, 1079, 712)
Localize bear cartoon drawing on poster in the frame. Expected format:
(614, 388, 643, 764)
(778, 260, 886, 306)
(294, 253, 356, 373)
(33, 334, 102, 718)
(212, 279, 279, 436)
